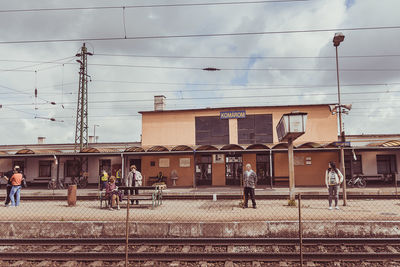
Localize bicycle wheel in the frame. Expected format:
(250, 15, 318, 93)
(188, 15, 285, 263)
(47, 181, 55, 190)
(79, 178, 88, 189)
(358, 178, 367, 188)
(347, 180, 353, 188)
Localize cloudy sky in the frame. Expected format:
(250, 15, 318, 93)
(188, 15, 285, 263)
(1, 0, 400, 145)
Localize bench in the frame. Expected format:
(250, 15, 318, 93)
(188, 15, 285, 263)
(30, 178, 51, 184)
(99, 186, 163, 209)
(273, 176, 289, 184)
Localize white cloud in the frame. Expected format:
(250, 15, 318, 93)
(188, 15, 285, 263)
(0, 0, 400, 145)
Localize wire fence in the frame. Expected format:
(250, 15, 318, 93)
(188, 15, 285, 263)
(1, 185, 399, 231)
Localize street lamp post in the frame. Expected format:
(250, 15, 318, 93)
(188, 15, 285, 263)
(94, 124, 100, 143)
(333, 32, 347, 206)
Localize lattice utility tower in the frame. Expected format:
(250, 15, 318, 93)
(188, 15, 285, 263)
(74, 43, 92, 152)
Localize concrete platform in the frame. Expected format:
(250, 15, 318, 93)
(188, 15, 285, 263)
(0, 186, 398, 199)
(1, 196, 400, 238)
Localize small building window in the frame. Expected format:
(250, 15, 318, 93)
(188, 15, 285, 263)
(39, 160, 52, 177)
(377, 155, 397, 174)
(66, 160, 80, 177)
(150, 161, 155, 167)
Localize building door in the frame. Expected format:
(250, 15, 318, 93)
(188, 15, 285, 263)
(256, 154, 271, 185)
(195, 155, 212, 186)
(99, 159, 111, 175)
(129, 159, 142, 172)
(225, 156, 243, 186)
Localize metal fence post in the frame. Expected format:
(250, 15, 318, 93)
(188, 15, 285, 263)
(125, 188, 130, 267)
(298, 193, 303, 266)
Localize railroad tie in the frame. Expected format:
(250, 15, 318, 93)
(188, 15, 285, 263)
(10, 260, 28, 266)
(181, 245, 191, 253)
(69, 245, 83, 252)
(364, 245, 375, 253)
(159, 245, 168, 253)
(36, 261, 53, 266)
(318, 245, 327, 253)
(60, 261, 79, 267)
(169, 261, 180, 267)
(137, 245, 149, 253)
(386, 246, 398, 253)
(88, 261, 104, 267)
(92, 245, 105, 252)
(48, 245, 62, 252)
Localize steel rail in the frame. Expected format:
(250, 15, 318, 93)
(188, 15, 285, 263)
(1, 237, 400, 245)
(0, 252, 399, 261)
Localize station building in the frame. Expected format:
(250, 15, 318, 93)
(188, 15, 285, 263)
(0, 97, 399, 188)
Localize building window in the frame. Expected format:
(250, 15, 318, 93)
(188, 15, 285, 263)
(39, 161, 52, 177)
(238, 114, 273, 144)
(195, 116, 229, 145)
(377, 155, 397, 174)
(66, 160, 80, 177)
(345, 155, 363, 176)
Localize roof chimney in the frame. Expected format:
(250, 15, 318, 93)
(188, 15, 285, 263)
(38, 137, 46, 144)
(154, 95, 166, 111)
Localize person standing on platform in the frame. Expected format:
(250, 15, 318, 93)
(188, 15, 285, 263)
(116, 168, 122, 186)
(3, 166, 18, 207)
(325, 161, 343, 210)
(9, 167, 23, 207)
(100, 170, 109, 191)
(243, 163, 257, 209)
(126, 165, 137, 204)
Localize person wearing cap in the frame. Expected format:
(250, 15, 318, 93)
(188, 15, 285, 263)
(3, 166, 18, 207)
(9, 167, 23, 207)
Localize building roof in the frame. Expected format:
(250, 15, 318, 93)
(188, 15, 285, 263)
(139, 103, 336, 114)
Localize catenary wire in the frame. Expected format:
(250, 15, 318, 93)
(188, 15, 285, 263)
(0, 1, 311, 13)
(1, 26, 400, 44)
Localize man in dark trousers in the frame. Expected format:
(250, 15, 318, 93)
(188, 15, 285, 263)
(243, 163, 257, 209)
(3, 166, 17, 207)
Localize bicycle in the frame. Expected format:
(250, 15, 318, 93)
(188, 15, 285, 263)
(47, 177, 64, 190)
(347, 175, 367, 188)
(71, 172, 89, 189)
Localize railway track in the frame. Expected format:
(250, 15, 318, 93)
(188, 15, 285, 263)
(1, 238, 400, 265)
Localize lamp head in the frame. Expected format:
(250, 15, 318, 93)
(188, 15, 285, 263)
(333, 32, 345, 47)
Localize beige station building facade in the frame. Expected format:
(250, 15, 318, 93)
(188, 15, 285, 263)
(0, 97, 399, 188)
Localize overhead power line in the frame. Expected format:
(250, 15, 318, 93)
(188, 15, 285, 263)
(3, 89, 400, 106)
(85, 62, 400, 72)
(95, 53, 400, 60)
(0, 1, 309, 13)
(1, 25, 400, 45)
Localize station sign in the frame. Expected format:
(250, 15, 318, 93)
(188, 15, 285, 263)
(220, 111, 246, 119)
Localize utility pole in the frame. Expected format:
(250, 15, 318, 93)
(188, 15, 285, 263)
(74, 43, 93, 180)
(74, 43, 93, 152)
